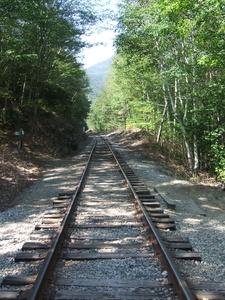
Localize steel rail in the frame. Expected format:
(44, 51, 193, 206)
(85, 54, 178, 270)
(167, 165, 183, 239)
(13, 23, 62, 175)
(27, 139, 97, 300)
(105, 138, 195, 300)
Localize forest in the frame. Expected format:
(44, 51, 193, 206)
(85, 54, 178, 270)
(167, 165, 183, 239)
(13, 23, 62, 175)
(1, 0, 225, 182)
(88, 0, 225, 181)
(0, 0, 97, 136)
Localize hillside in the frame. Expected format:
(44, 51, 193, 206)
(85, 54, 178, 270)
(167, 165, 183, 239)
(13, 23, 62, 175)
(87, 57, 113, 103)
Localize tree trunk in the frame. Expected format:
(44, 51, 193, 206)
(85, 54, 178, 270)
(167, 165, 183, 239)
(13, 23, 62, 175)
(157, 95, 168, 143)
(20, 77, 27, 105)
(193, 134, 199, 176)
(191, 40, 199, 176)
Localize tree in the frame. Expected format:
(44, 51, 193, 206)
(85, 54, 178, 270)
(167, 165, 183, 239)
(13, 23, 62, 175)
(0, 0, 96, 126)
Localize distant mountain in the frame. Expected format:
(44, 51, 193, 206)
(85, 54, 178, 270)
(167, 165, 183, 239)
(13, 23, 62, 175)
(86, 57, 113, 103)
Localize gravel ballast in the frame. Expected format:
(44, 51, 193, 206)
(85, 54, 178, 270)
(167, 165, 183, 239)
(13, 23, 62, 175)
(1, 132, 225, 295)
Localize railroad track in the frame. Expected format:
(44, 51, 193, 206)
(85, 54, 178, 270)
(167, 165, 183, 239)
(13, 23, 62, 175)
(1, 136, 224, 299)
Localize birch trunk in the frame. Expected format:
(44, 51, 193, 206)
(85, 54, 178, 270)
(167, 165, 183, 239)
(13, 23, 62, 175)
(191, 38, 199, 176)
(157, 91, 168, 143)
(193, 134, 199, 176)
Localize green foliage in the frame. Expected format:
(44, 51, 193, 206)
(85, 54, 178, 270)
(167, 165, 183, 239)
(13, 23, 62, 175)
(0, 0, 96, 127)
(204, 128, 225, 182)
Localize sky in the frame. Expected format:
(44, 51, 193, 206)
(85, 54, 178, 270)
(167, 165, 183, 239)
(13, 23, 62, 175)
(80, 0, 119, 69)
(82, 30, 116, 69)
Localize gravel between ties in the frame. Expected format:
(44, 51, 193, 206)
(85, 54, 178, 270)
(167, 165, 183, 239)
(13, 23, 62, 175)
(52, 139, 177, 299)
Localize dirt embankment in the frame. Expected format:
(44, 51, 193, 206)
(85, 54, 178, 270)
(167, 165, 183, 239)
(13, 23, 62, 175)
(0, 123, 88, 212)
(107, 129, 225, 220)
